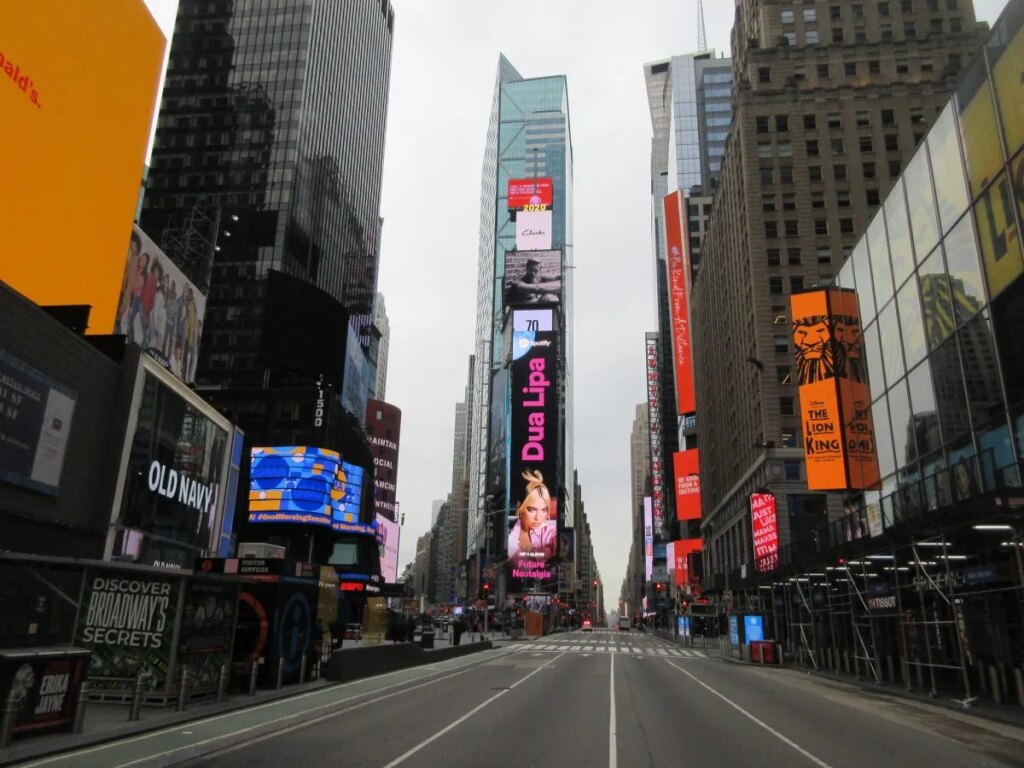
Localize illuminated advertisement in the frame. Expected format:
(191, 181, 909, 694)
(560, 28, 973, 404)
(791, 289, 880, 491)
(366, 399, 401, 521)
(673, 538, 702, 589)
(991, 13, 1024, 157)
(744, 615, 765, 643)
(115, 225, 207, 384)
(0, 349, 76, 496)
(515, 210, 553, 251)
(507, 177, 553, 210)
(247, 447, 367, 532)
(503, 250, 562, 306)
(112, 360, 230, 569)
(486, 367, 508, 498)
(1, 1, 166, 335)
(507, 308, 559, 593)
(673, 449, 701, 521)
(750, 493, 779, 573)
(645, 335, 665, 533)
(375, 512, 399, 583)
(644, 496, 653, 582)
(663, 191, 696, 415)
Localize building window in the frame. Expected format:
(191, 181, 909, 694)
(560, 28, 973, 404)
(781, 9, 795, 23)
(776, 115, 789, 132)
(778, 142, 793, 157)
(777, 366, 793, 384)
(817, 247, 832, 264)
(910, 107, 925, 125)
(765, 221, 779, 238)
(859, 135, 874, 152)
(881, 109, 895, 125)
(767, 248, 781, 265)
(804, 114, 817, 130)
(946, 0, 958, 8)
(807, 139, 820, 156)
(803, 7, 817, 22)
(869, 59, 881, 73)
(758, 143, 773, 159)
(878, 2, 890, 15)
(866, 188, 881, 205)
(784, 31, 798, 46)
(856, 111, 870, 128)
(881, 23, 893, 40)
(863, 161, 877, 178)
(788, 248, 803, 265)
(832, 138, 846, 154)
(904, 21, 917, 38)
(811, 191, 826, 209)
(784, 460, 801, 480)
(809, 165, 823, 182)
(889, 159, 902, 176)
(775, 335, 789, 354)
(896, 58, 909, 74)
(921, 57, 934, 73)
(782, 192, 796, 210)
(827, 112, 842, 129)
(757, 116, 770, 133)
(761, 167, 775, 184)
(759, 67, 772, 83)
(806, 30, 820, 44)
(785, 220, 799, 237)
(830, 5, 842, 21)
(900, 0, 912, 11)
(885, 133, 899, 151)
(818, 63, 830, 78)
(840, 218, 855, 234)
(815, 219, 829, 236)
(762, 194, 777, 211)
(834, 163, 848, 180)
(770, 276, 784, 294)
(852, 3, 864, 17)
(780, 397, 796, 415)
(837, 190, 851, 207)
(833, 27, 845, 43)
(845, 62, 857, 77)
(790, 276, 805, 293)
(780, 166, 794, 184)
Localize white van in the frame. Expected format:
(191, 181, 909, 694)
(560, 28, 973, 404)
(618, 616, 631, 631)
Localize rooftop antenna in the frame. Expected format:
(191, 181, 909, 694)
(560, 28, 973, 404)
(697, 0, 707, 51)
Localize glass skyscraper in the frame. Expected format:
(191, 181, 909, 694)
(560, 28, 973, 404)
(466, 56, 575, 571)
(143, 0, 394, 388)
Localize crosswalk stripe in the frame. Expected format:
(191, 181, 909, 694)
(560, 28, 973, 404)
(557, 645, 571, 651)
(656, 648, 668, 656)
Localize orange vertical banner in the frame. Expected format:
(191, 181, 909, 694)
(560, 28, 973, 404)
(663, 191, 696, 415)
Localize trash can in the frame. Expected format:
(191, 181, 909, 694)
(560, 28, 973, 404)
(762, 642, 776, 665)
(750, 642, 763, 663)
(420, 630, 435, 649)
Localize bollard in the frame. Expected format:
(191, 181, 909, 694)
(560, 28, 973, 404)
(0, 691, 21, 749)
(72, 681, 89, 734)
(249, 660, 259, 696)
(128, 673, 145, 722)
(1015, 667, 1024, 708)
(299, 653, 308, 685)
(886, 655, 895, 683)
(990, 665, 1003, 704)
(216, 664, 229, 703)
(176, 667, 190, 712)
(275, 658, 284, 690)
(903, 659, 912, 691)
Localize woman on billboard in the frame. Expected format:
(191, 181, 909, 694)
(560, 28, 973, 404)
(507, 470, 557, 561)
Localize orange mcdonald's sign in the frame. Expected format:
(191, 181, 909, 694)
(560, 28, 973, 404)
(790, 288, 880, 491)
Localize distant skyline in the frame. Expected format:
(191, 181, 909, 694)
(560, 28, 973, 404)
(144, 0, 1010, 610)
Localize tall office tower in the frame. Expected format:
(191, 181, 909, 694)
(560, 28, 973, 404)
(372, 292, 390, 399)
(691, 0, 987, 585)
(465, 56, 575, 594)
(628, 403, 651, 617)
(144, 0, 394, 390)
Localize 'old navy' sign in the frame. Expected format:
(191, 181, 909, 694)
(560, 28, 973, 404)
(147, 460, 216, 513)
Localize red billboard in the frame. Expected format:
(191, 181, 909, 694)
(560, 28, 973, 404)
(750, 493, 779, 573)
(672, 538, 702, 589)
(366, 400, 402, 521)
(673, 449, 701, 521)
(507, 177, 553, 210)
(663, 191, 696, 415)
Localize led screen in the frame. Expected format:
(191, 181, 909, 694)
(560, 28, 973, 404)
(750, 492, 779, 573)
(673, 449, 701, 521)
(663, 191, 696, 414)
(249, 446, 339, 526)
(503, 250, 562, 306)
(644, 497, 653, 582)
(744, 615, 765, 644)
(645, 336, 665, 533)
(515, 210, 553, 251)
(507, 177, 553, 210)
(375, 513, 399, 583)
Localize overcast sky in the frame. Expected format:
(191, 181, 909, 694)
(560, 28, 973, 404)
(146, 0, 1008, 610)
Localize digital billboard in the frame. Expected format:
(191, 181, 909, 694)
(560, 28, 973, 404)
(645, 335, 665, 533)
(111, 359, 230, 569)
(515, 210, 553, 251)
(334, 462, 366, 526)
(750, 492, 779, 573)
(503, 250, 562, 306)
(644, 497, 653, 582)
(672, 538, 702, 590)
(663, 191, 696, 415)
(507, 177, 553, 210)
(114, 225, 207, 384)
(249, 446, 339, 527)
(366, 400, 401, 521)
(0, 349, 76, 496)
(791, 289, 880, 490)
(1, 1, 166, 334)
(673, 449, 701, 521)
(507, 308, 559, 593)
(375, 512, 399, 583)
(486, 367, 508, 498)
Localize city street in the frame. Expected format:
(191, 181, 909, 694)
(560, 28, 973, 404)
(14, 632, 1024, 768)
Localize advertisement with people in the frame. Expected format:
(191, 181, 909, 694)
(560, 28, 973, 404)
(0, 349, 77, 496)
(75, 574, 180, 693)
(176, 579, 238, 692)
(0, 650, 90, 736)
(507, 309, 560, 593)
(376, 513, 399, 583)
(503, 250, 562, 306)
(112, 361, 231, 569)
(114, 225, 207, 384)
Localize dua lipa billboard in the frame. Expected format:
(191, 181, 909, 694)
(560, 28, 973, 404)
(790, 289, 880, 491)
(507, 309, 560, 593)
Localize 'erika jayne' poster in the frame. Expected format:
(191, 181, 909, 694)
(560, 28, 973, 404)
(507, 309, 560, 594)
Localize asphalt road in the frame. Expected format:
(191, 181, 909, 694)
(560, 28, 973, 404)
(16, 630, 1024, 768)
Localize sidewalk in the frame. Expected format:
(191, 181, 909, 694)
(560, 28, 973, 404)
(0, 635, 521, 767)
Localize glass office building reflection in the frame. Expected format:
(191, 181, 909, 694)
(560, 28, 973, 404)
(143, 0, 394, 388)
(836, 2, 1024, 517)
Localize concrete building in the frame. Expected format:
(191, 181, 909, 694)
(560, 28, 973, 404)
(372, 292, 390, 400)
(692, 0, 989, 589)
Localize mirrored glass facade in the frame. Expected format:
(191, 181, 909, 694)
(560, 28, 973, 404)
(837, 2, 1024, 511)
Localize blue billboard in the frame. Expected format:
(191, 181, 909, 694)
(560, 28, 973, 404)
(744, 615, 765, 644)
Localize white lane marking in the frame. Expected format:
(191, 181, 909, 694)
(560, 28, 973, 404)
(19, 647, 523, 768)
(609, 652, 617, 768)
(382, 652, 565, 767)
(629, 647, 640, 654)
(557, 645, 571, 651)
(665, 660, 833, 768)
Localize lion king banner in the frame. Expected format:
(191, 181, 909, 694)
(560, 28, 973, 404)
(790, 288, 880, 491)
